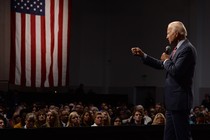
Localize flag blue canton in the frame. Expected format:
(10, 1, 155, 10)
(11, 0, 45, 16)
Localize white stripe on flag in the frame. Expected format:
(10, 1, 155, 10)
(15, 13, 21, 85)
(25, 14, 31, 86)
(62, 0, 69, 86)
(45, 0, 51, 87)
(36, 16, 42, 87)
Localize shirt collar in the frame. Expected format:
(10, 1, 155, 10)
(176, 39, 186, 49)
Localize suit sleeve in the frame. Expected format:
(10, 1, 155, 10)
(141, 55, 164, 70)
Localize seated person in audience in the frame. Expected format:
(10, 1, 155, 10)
(122, 105, 152, 125)
(195, 112, 206, 124)
(151, 113, 166, 125)
(91, 111, 103, 127)
(129, 110, 144, 126)
(59, 110, 70, 127)
(80, 110, 94, 127)
(66, 111, 81, 127)
(35, 109, 46, 128)
(0, 115, 6, 128)
(111, 116, 122, 126)
(41, 109, 61, 128)
(101, 110, 111, 126)
(23, 112, 37, 129)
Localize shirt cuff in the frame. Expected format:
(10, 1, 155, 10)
(163, 59, 169, 65)
(143, 53, 147, 58)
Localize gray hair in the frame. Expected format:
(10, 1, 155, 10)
(169, 21, 187, 37)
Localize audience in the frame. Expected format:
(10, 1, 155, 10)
(0, 90, 209, 128)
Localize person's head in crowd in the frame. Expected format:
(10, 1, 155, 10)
(152, 113, 166, 125)
(112, 116, 122, 126)
(66, 111, 80, 127)
(91, 111, 103, 127)
(24, 112, 37, 128)
(0, 114, 7, 128)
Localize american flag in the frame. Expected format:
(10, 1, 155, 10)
(10, 0, 71, 87)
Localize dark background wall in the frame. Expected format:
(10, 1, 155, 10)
(0, 0, 210, 106)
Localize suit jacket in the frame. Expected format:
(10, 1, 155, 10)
(142, 39, 197, 111)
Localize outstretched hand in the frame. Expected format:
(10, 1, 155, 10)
(131, 47, 144, 57)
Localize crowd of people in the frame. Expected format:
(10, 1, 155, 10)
(0, 91, 210, 129)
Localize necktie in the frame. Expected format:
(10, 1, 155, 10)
(171, 47, 177, 58)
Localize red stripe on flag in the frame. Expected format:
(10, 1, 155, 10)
(31, 15, 36, 87)
(58, 0, 64, 86)
(49, 0, 55, 87)
(21, 14, 26, 86)
(9, 12, 16, 85)
(41, 16, 46, 87)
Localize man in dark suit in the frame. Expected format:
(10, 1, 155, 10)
(131, 21, 197, 140)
